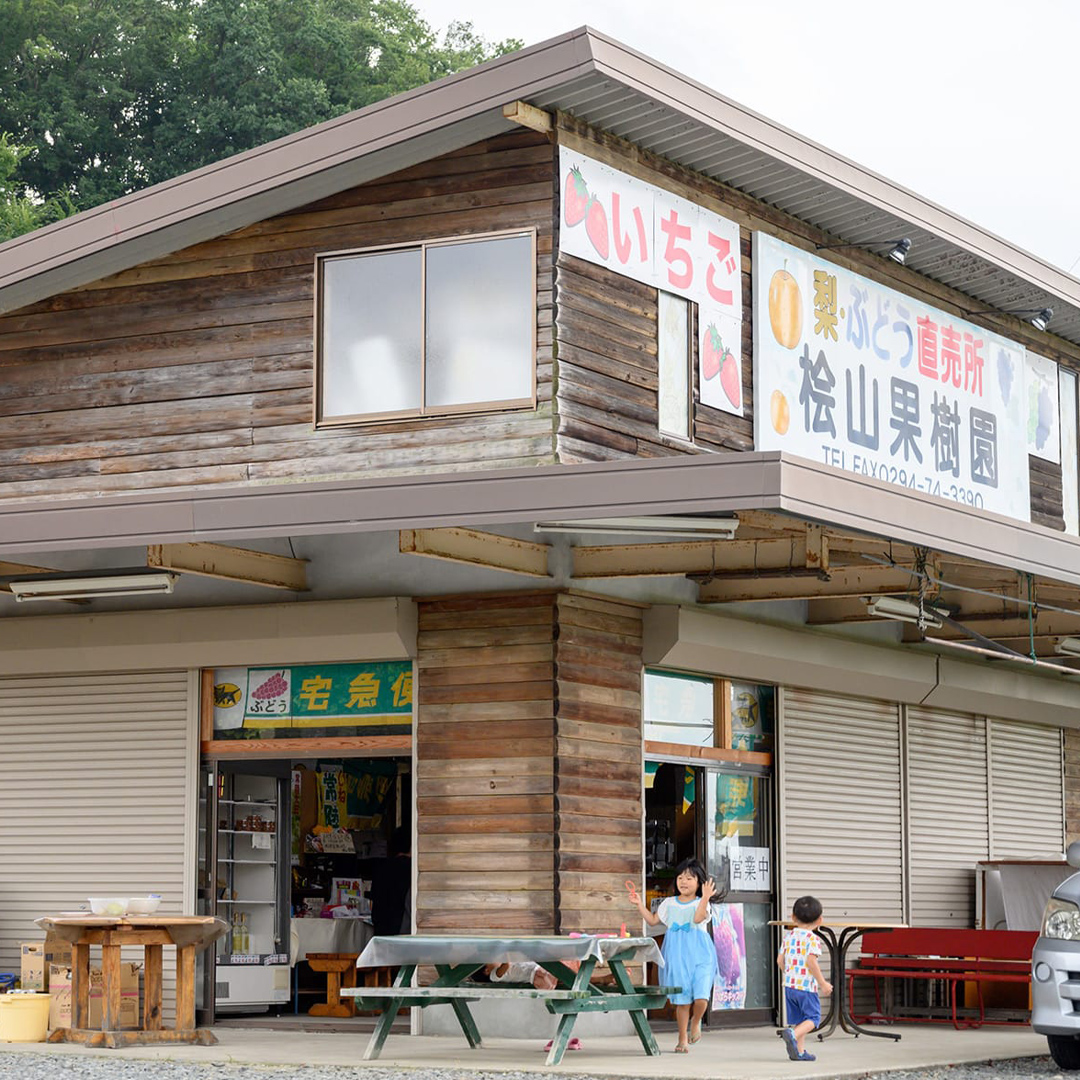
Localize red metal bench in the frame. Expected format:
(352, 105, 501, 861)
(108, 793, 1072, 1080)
(847, 928, 1037, 1029)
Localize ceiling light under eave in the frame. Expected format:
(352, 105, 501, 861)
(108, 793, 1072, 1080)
(866, 596, 944, 629)
(1055, 636, 1080, 658)
(8, 572, 179, 602)
(534, 516, 739, 540)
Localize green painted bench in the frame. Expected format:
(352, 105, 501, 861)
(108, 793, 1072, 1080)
(344, 935, 678, 1066)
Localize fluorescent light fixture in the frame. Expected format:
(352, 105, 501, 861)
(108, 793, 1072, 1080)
(1055, 636, 1080, 658)
(866, 596, 944, 629)
(9, 572, 178, 602)
(534, 516, 739, 539)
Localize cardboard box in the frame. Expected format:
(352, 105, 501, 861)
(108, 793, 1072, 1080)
(48, 963, 140, 1030)
(21, 934, 74, 991)
(20, 943, 44, 992)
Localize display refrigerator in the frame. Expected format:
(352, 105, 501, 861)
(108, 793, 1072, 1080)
(198, 760, 291, 1016)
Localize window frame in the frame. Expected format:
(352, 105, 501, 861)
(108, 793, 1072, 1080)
(313, 228, 538, 428)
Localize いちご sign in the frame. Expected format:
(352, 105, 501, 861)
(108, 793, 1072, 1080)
(753, 232, 1031, 523)
(212, 661, 412, 732)
(559, 147, 744, 416)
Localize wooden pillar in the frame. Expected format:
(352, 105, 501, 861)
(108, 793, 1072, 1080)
(415, 593, 558, 934)
(554, 593, 644, 935)
(1065, 728, 1080, 846)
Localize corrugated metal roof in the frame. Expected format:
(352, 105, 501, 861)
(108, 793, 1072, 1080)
(1, 26, 1079, 348)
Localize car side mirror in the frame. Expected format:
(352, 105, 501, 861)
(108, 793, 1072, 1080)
(1067, 841, 1080, 868)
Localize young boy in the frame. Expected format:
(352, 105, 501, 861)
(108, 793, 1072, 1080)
(777, 895, 832, 1062)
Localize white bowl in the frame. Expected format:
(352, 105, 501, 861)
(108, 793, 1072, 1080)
(127, 896, 162, 915)
(88, 897, 129, 917)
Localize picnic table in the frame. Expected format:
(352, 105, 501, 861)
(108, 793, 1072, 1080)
(36, 913, 228, 1048)
(343, 934, 676, 1065)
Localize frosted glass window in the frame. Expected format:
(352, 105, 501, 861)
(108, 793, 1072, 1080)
(320, 249, 421, 419)
(1060, 368, 1079, 535)
(658, 292, 691, 440)
(425, 235, 534, 409)
(318, 232, 533, 423)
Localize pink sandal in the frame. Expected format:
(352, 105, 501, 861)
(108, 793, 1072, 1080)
(543, 1037, 583, 1051)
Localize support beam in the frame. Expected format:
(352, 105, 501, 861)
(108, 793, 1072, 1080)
(502, 101, 553, 134)
(573, 533, 912, 579)
(698, 563, 923, 603)
(147, 543, 307, 591)
(400, 528, 550, 578)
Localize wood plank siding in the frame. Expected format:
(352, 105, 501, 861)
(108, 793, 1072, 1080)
(0, 132, 556, 501)
(415, 593, 558, 934)
(554, 118, 1069, 529)
(414, 591, 645, 936)
(554, 594, 644, 934)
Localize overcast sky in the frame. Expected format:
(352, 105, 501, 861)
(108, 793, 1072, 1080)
(418, 0, 1080, 279)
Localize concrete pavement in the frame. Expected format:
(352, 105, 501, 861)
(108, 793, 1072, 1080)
(0, 1023, 1048, 1078)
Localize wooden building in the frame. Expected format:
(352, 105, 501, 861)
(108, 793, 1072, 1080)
(0, 27, 1078, 1026)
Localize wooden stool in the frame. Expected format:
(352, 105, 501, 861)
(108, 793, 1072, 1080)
(355, 964, 394, 1017)
(306, 952, 360, 1018)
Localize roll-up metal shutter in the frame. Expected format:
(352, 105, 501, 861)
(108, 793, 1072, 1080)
(906, 706, 988, 926)
(780, 688, 903, 921)
(989, 717, 1064, 858)
(0, 671, 195, 1011)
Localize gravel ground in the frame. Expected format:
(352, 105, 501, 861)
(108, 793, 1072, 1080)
(0, 1057, 1067, 1080)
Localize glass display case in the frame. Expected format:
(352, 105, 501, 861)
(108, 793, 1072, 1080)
(198, 761, 290, 1015)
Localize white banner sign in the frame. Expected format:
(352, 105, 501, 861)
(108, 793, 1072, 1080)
(730, 847, 770, 893)
(1025, 351, 1060, 462)
(753, 232, 1031, 522)
(560, 147, 743, 416)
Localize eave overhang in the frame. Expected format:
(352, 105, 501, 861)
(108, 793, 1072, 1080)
(1, 452, 1077, 590)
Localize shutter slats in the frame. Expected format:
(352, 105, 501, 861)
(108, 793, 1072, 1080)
(989, 717, 1063, 859)
(0, 670, 191, 1019)
(907, 707, 988, 927)
(781, 688, 903, 922)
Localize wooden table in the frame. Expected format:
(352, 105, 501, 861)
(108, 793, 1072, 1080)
(772, 920, 905, 1041)
(36, 914, 228, 1048)
(344, 934, 675, 1066)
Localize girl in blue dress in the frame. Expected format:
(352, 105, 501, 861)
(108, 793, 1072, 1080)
(628, 858, 718, 1053)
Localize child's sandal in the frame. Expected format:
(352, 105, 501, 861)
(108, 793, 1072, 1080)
(674, 1043, 690, 1054)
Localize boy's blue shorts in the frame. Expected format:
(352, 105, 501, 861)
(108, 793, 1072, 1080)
(785, 987, 821, 1028)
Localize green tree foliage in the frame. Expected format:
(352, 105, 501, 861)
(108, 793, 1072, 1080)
(0, 0, 520, 229)
(0, 133, 75, 242)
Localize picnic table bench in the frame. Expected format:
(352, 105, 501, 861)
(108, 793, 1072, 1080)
(847, 928, 1037, 1029)
(342, 934, 679, 1066)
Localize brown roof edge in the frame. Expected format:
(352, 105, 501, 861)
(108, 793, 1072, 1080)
(3, 25, 1080, 321)
(0, 27, 598, 315)
(580, 30, 1080, 306)
(0, 452, 1077, 589)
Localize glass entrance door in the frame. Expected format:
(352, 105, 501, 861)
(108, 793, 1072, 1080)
(705, 769, 774, 1021)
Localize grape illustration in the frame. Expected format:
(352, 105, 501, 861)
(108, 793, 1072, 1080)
(728, 903, 744, 944)
(252, 671, 288, 700)
(1035, 385, 1054, 451)
(997, 348, 1014, 405)
(714, 919, 741, 982)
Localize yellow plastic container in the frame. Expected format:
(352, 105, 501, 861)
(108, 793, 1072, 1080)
(0, 993, 51, 1042)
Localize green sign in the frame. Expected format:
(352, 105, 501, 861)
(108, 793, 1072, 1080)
(213, 661, 412, 733)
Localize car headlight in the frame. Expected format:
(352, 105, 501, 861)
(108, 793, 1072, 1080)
(1044, 897, 1080, 939)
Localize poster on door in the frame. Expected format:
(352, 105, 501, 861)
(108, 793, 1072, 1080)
(712, 903, 747, 1009)
(559, 146, 743, 416)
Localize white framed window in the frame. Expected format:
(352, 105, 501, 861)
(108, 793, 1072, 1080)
(657, 291, 691, 441)
(315, 230, 536, 425)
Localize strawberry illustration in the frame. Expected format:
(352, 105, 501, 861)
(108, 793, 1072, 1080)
(702, 323, 723, 380)
(563, 166, 589, 227)
(719, 349, 741, 409)
(584, 197, 609, 260)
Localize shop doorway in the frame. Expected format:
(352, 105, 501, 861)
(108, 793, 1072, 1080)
(196, 754, 411, 1024)
(642, 669, 777, 1027)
